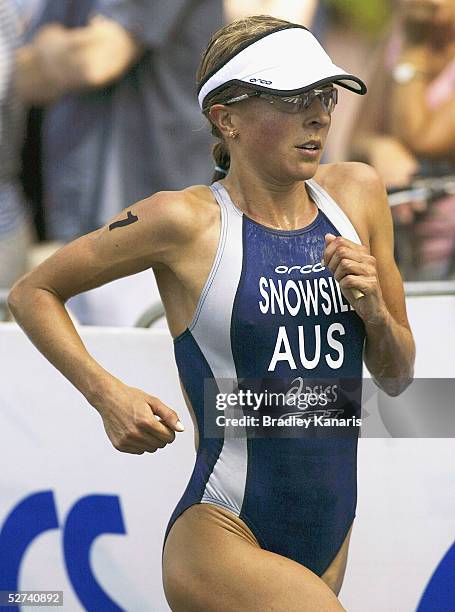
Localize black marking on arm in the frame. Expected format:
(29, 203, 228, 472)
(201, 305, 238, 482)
(109, 210, 139, 231)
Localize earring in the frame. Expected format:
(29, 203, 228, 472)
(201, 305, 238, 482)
(229, 130, 239, 139)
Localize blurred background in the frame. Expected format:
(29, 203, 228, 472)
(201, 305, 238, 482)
(2, 0, 455, 325)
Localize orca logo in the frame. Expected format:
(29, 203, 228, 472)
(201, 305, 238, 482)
(275, 263, 326, 274)
(0, 491, 126, 611)
(249, 78, 272, 85)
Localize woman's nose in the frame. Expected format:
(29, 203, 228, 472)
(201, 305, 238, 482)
(303, 98, 331, 128)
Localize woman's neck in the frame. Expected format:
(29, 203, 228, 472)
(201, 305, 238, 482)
(221, 168, 318, 231)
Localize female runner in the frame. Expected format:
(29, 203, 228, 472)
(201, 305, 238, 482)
(9, 15, 415, 612)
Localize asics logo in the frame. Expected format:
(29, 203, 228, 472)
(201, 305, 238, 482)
(249, 78, 272, 85)
(275, 263, 325, 274)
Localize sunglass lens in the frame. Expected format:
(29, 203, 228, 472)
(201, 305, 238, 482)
(318, 89, 337, 113)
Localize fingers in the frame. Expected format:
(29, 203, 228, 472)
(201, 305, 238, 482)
(136, 411, 177, 444)
(332, 259, 375, 284)
(124, 396, 184, 454)
(120, 397, 182, 453)
(110, 423, 169, 455)
(102, 389, 185, 455)
(322, 234, 374, 299)
(111, 418, 173, 455)
(323, 234, 370, 272)
(150, 396, 185, 432)
(338, 274, 375, 296)
(115, 444, 145, 455)
(135, 421, 174, 448)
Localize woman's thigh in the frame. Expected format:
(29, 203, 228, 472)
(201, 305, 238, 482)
(162, 503, 347, 612)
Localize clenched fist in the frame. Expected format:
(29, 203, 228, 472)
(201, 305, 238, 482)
(93, 379, 184, 455)
(323, 234, 388, 325)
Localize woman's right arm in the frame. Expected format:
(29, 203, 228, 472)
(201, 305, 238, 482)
(8, 191, 196, 454)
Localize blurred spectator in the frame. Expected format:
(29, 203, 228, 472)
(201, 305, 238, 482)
(17, 0, 222, 243)
(349, 0, 455, 281)
(14, 0, 222, 325)
(0, 0, 35, 318)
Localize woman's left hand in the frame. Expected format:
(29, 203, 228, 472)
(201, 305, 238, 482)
(322, 233, 388, 325)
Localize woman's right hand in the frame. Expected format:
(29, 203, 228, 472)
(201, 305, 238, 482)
(93, 380, 184, 454)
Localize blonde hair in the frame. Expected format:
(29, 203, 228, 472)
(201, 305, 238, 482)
(196, 15, 296, 182)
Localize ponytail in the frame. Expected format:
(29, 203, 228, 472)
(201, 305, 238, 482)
(211, 141, 230, 183)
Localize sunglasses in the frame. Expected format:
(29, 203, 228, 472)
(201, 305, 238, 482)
(221, 87, 338, 115)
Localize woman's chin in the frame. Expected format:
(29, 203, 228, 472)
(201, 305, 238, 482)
(293, 159, 321, 180)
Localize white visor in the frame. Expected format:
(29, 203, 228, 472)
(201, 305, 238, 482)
(198, 25, 367, 109)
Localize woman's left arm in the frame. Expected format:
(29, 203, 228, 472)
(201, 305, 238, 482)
(323, 163, 416, 396)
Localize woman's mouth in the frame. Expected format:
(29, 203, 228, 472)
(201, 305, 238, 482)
(295, 140, 322, 158)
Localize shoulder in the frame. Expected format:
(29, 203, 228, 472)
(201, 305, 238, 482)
(315, 162, 390, 246)
(130, 184, 219, 242)
(316, 161, 385, 193)
(94, 184, 219, 270)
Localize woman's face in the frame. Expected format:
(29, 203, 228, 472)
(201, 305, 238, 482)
(227, 93, 332, 184)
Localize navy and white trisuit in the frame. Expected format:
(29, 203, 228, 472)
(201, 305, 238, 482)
(164, 179, 366, 576)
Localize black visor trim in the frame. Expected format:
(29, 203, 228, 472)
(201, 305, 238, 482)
(202, 74, 367, 110)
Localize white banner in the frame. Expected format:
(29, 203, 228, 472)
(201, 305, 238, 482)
(0, 292, 454, 611)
